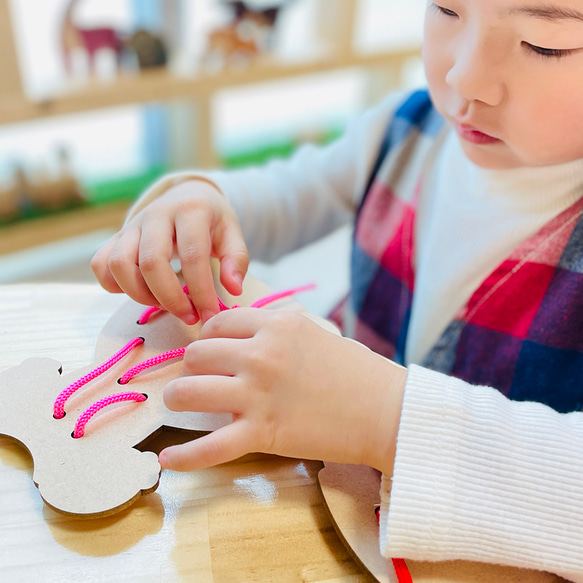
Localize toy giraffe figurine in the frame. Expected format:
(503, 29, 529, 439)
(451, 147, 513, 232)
(0, 272, 330, 518)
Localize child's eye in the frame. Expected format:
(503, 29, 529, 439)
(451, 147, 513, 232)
(524, 43, 573, 60)
(431, 3, 458, 17)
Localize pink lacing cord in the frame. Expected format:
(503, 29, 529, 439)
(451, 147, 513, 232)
(375, 507, 412, 582)
(53, 337, 145, 419)
(217, 284, 316, 311)
(54, 284, 314, 437)
(138, 284, 316, 324)
(72, 392, 148, 438)
(137, 306, 160, 325)
(118, 347, 187, 385)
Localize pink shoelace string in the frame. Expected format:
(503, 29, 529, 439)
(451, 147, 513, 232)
(137, 284, 315, 324)
(54, 284, 314, 438)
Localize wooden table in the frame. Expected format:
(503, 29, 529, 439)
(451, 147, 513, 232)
(0, 284, 568, 583)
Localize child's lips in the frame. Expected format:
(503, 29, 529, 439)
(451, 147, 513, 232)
(454, 121, 500, 145)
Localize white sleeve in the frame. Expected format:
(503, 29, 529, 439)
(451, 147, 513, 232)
(380, 364, 583, 583)
(127, 92, 406, 263)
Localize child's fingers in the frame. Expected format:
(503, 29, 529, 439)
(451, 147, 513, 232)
(199, 307, 291, 341)
(164, 375, 245, 414)
(90, 238, 124, 294)
(159, 421, 252, 472)
(215, 220, 249, 296)
(199, 308, 262, 341)
(139, 218, 197, 324)
(107, 228, 160, 307)
(183, 337, 249, 376)
(176, 211, 220, 322)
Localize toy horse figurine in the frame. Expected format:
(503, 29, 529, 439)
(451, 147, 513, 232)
(203, 0, 287, 70)
(60, 0, 124, 75)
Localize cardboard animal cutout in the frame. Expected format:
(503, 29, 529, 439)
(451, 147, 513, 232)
(0, 276, 320, 519)
(318, 463, 561, 583)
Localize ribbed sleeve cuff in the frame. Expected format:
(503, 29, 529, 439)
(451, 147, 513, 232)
(380, 365, 583, 581)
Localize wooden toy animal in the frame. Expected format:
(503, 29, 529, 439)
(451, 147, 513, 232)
(203, 1, 286, 69)
(60, 0, 124, 75)
(124, 29, 167, 70)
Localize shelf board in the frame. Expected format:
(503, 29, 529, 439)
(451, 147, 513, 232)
(0, 47, 421, 125)
(0, 201, 131, 255)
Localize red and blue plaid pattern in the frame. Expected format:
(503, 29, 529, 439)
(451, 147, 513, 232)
(348, 90, 583, 413)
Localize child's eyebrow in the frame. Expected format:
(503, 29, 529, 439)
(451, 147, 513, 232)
(507, 4, 583, 22)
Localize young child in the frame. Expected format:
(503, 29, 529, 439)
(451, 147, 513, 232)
(91, 1, 583, 580)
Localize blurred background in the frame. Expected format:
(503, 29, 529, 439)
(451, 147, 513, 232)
(0, 0, 425, 315)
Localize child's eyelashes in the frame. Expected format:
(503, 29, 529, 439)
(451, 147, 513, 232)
(523, 43, 573, 60)
(429, 4, 576, 63)
(431, 3, 458, 18)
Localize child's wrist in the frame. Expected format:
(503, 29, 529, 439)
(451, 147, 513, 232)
(368, 358, 407, 477)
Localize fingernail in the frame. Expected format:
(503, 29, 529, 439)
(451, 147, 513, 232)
(183, 312, 199, 326)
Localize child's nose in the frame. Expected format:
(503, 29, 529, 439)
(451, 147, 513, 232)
(445, 40, 505, 107)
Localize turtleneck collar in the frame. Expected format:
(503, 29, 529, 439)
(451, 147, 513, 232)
(444, 130, 583, 214)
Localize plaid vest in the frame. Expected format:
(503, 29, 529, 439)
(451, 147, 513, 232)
(345, 90, 583, 413)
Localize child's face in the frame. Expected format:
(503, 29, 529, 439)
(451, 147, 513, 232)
(424, 0, 583, 169)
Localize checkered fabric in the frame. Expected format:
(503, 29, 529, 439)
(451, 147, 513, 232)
(346, 90, 583, 413)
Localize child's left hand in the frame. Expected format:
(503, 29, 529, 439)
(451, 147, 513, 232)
(159, 308, 407, 476)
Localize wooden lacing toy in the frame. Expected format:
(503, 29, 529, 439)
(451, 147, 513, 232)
(0, 277, 315, 518)
(52, 285, 313, 440)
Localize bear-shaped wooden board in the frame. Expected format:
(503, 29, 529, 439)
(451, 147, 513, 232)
(0, 275, 322, 519)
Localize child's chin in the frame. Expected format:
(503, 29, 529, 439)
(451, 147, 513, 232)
(459, 140, 523, 170)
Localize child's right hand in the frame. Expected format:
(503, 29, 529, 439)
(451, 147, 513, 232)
(91, 179, 249, 325)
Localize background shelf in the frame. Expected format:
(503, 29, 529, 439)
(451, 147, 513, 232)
(0, 0, 423, 287)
